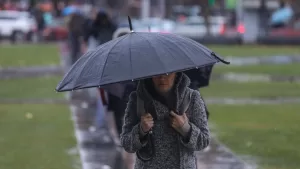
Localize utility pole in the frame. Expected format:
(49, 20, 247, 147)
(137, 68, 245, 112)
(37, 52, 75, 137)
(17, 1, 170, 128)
(160, 0, 166, 18)
(141, 0, 150, 19)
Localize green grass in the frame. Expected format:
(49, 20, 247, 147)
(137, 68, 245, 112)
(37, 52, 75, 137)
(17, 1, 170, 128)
(0, 104, 75, 169)
(0, 44, 299, 68)
(207, 45, 300, 57)
(209, 104, 300, 169)
(0, 76, 64, 99)
(0, 44, 60, 67)
(201, 81, 300, 98)
(213, 63, 300, 76)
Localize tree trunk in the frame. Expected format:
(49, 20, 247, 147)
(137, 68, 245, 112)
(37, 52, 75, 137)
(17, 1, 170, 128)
(28, 0, 36, 11)
(289, 0, 300, 25)
(199, 0, 211, 36)
(53, 0, 59, 17)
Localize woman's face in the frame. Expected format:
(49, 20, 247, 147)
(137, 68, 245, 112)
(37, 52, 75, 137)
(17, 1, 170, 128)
(152, 73, 176, 93)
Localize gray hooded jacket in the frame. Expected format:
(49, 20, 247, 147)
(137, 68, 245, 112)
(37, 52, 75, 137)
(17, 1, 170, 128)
(120, 73, 210, 169)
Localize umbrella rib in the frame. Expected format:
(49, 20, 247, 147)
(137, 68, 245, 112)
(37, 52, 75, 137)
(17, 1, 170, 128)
(174, 34, 215, 60)
(71, 41, 114, 89)
(71, 35, 129, 89)
(72, 50, 99, 89)
(173, 34, 218, 63)
(156, 33, 197, 67)
(57, 50, 94, 90)
(129, 35, 133, 79)
(138, 33, 168, 74)
(99, 34, 130, 85)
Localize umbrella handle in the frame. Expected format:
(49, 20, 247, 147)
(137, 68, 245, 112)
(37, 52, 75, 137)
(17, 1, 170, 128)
(212, 52, 230, 65)
(127, 16, 133, 32)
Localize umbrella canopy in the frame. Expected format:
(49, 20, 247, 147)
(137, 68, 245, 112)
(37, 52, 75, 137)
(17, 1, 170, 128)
(56, 17, 229, 92)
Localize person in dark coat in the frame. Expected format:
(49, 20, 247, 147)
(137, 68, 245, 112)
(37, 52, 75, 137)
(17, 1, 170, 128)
(120, 72, 210, 169)
(67, 11, 85, 63)
(83, 10, 117, 46)
(105, 28, 134, 135)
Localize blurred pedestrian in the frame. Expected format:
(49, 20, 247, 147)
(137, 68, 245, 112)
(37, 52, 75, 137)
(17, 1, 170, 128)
(81, 10, 118, 131)
(104, 28, 137, 136)
(67, 10, 85, 64)
(33, 5, 46, 42)
(83, 10, 117, 48)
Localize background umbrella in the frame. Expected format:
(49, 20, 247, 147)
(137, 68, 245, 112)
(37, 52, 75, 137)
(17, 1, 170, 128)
(184, 65, 214, 89)
(62, 6, 79, 16)
(270, 5, 294, 25)
(56, 16, 229, 92)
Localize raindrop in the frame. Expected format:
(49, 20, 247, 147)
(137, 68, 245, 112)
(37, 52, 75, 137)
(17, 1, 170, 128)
(166, 73, 169, 75)
(89, 126, 96, 133)
(246, 141, 253, 147)
(132, 79, 134, 81)
(103, 165, 112, 169)
(196, 67, 198, 69)
(81, 102, 88, 109)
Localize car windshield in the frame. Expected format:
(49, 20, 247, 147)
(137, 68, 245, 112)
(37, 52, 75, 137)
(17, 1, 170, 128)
(180, 16, 225, 26)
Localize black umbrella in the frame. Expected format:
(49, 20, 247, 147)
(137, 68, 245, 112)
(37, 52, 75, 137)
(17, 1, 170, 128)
(56, 16, 229, 92)
(184, 65, 214, 89)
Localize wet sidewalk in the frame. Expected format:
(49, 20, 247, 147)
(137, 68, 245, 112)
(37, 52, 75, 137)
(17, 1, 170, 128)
(67, 90, 124, 169)
(59, 42, 125, 169)
(120, 135, 254, 169)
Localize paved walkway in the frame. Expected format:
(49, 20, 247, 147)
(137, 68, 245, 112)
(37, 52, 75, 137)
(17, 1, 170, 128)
(67, 90, 125, 169)
(0, 65, 63, 79)
(221, 55, 300, 66)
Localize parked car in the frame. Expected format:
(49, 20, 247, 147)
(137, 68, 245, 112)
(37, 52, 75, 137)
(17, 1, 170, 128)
(132, 18, 176, 33)
(0, 10, 37, 43)
(42, 19, 68, 41)
(268, 20, 300, 37)
(117, 17, 175, 33)
(173, 16, 242, 38)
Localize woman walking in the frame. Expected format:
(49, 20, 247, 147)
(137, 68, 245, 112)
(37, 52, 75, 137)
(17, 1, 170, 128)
(120, 72, 210, 169)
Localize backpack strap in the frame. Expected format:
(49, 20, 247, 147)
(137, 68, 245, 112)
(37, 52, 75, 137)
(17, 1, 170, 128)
(137, 90, 193, 117)
(136, 94, 145, 117)
(178, 90, 193, 115)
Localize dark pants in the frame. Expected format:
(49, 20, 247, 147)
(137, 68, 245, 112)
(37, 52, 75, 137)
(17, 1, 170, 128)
(108, 94, 127, 136)
(68, 33, 81, 64)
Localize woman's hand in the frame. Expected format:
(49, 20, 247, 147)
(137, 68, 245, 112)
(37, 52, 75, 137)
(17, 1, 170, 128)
(170, 111, 187, 128)
(140, 113, 154, 133)
(170, 111, 190, 137)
